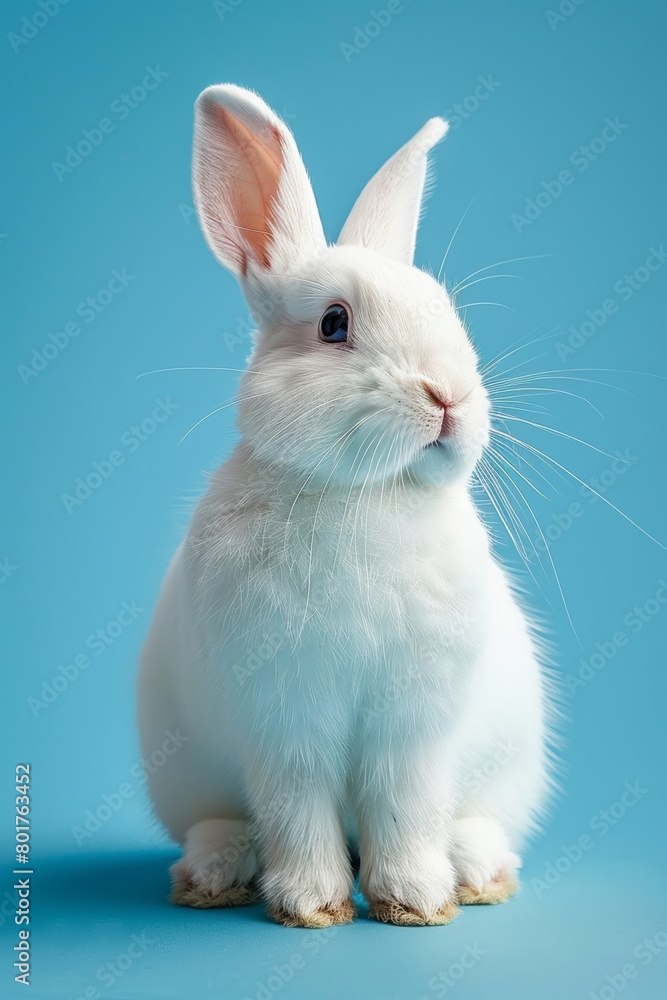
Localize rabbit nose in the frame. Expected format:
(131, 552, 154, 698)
(421, 381, 452, 438)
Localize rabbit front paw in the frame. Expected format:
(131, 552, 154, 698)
(263, 863, 356, 928)
(363, 848, 460, 926)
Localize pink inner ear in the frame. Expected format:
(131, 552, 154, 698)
(212, 105, 283, 272)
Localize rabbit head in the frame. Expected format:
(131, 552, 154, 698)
(193, 84, 489, 489)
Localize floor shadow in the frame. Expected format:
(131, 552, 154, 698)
(37, 851, 175, 907)
(34, 851, 269, 924)
(34, 851, 368, 926)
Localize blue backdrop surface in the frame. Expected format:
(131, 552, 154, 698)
(2, 0, 666, 997)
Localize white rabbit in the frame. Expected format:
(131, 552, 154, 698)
(137, 84, 555, 927)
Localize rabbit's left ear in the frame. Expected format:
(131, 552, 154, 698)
(193, 85, 325, 278)
(338, 118, 448, 266)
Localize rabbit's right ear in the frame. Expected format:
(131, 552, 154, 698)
(338, 118, 448, 266)
(193, 85, 325, 278)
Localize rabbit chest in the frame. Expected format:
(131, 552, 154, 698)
(188, 480, 492, 739)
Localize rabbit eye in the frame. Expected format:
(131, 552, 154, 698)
(319, 303, 349, 343)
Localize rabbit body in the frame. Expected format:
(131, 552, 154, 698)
(139, 440, 549, 924)
(137, 84, 553, 926)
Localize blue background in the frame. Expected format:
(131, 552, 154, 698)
(2, 0, 666, 997)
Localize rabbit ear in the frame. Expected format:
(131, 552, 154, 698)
(338, 118, 448, 265)
(193, 85, 325, 277)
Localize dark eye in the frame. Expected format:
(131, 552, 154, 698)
(319, 303, 349, 343)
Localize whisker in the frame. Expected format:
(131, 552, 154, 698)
(490, 396, 552, 415)
(332, 419, 392, 573)
(475, 458, 532, 563)
(486, 444, 552, 501)
(457, 300, 514, 312)
(284, 410, 380, 529)
(250, 394, 367, 458)
(486, 365, 662, 390)
(297, 419, 381, 638)
(492, 428, 666, 551)
(492, 412, 627, 463)
(378, 431, 401, 511)
(437, 191, 479, 284)
(479, 455, 545, 568)
(481, 326, 566, 377)
(177, 391, 272, 445)
(485, 451, 579, 639)
(490, 428, 570, 489)
(451, 273, 522, 296)
(358, 425, 394, 595)
(487, 383, 605, 418)
(178, 389, 364, 448)
(450, 254, 552, 294)
(137, 365, 264, 379)
(490, 437, 563, 495)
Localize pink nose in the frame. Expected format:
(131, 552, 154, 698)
(422, 382, 452, 438)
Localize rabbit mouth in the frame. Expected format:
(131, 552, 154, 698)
(427, 437, 457, 453)
(426, 433, 457, 454)
(427, 407, 456, 447)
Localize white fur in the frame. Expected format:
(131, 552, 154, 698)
(137, 85, 554, 924)
(171, 818, 257, 896)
